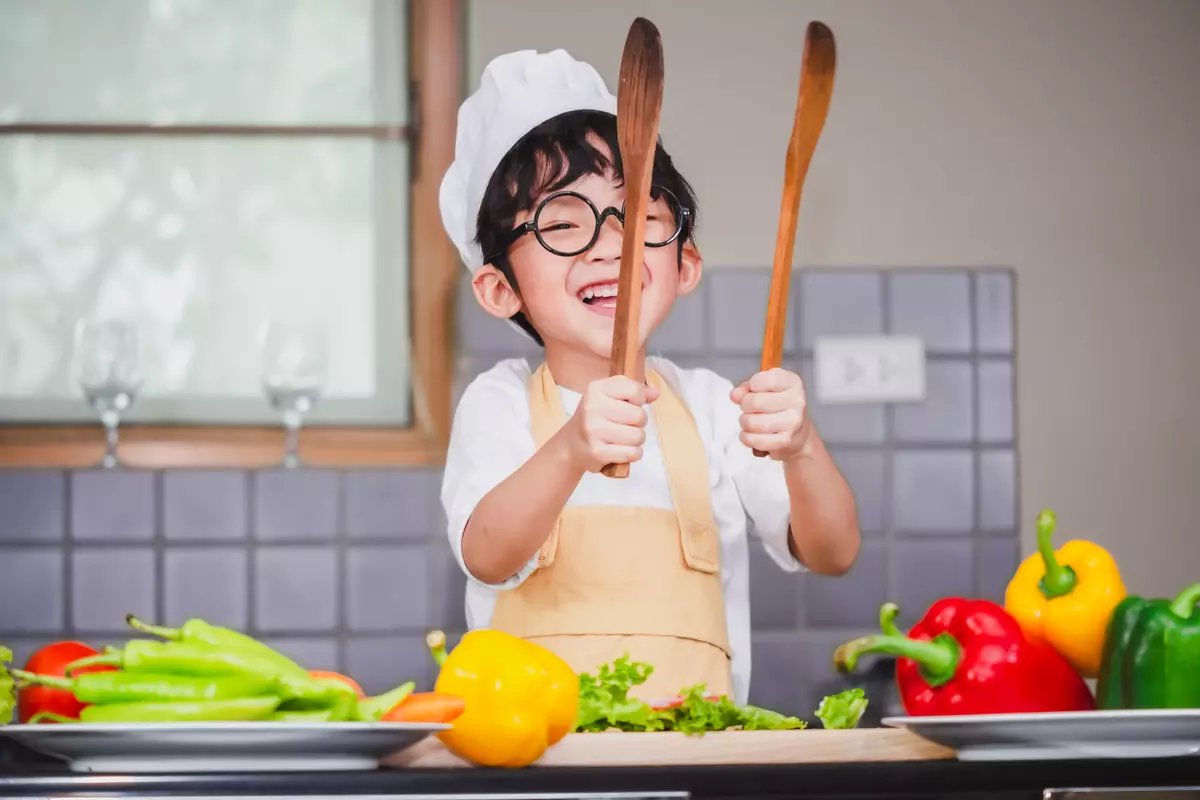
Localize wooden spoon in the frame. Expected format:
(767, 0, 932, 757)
(602, 17, 665, 479)
(754, 20, 837, 458)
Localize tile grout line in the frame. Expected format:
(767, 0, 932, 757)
(880, 271, 898, 613)
(245, 470, 257, 641)
(63, 470, 75, 636)
(336, 470, 350, 674)
(970, 272, 984, 596)
(153, 470, 166, 625)
(1008, 269, 1023, 557)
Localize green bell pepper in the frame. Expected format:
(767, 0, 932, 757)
(1096, 582, 1200, 710)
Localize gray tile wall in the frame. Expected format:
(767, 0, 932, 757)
(0, 267, 1017, 725)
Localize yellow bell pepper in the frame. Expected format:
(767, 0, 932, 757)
(1004, 509, 1126, 677)
(425, 629, 578, 768)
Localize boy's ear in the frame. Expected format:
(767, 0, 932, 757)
(471, 264, 523, 320)
(677, 240, 704, 297)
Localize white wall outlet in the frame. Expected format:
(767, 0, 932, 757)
(813, 335, 926, 404)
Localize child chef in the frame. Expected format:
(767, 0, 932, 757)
(439, 49, 860, 705)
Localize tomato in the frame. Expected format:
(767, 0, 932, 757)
(18, 641, 115, 724)
(307, 670, 365, 697)
(648, 694, 721, 712)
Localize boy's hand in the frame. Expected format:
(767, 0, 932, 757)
(731, 367, 814, 462)
(566, 375, 660, 473)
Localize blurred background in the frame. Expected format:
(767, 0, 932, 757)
(1, 0, 1198, 725)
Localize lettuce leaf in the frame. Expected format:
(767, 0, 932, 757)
(664, 685, 740, 734)
(815, 687, 868, 729)
(1, 646, 14, 725)
(735, 702, 807, 731)
(573, 658, 806, 734)
(662, 685, 805, 734)
(575, 656, 667, 732)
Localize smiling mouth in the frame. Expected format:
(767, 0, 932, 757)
(577, 279, 644, 317)
(579, 281, 618, 307)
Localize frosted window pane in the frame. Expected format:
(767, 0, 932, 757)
(0, 0, 406, 125)
(0, 136, 410, 427)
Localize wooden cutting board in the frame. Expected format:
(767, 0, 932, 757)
(384, 728, 955, 769)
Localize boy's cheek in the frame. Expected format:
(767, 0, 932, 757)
(639, 288, 677, 339)
(508, 256, 571, 321)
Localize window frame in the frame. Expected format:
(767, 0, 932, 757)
(0, 0, 463, 470)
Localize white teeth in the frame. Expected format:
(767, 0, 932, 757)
(580, 284, 618, 301)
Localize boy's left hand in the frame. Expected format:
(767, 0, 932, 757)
(730, 367, 814, 462)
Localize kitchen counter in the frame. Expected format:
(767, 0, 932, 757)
(2, 754, 1199, 799)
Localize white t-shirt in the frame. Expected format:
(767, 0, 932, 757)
(440, 355, 805, 705)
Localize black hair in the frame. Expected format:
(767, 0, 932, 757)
(474, 109, 700, 345)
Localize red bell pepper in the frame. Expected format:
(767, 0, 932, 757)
(834, 600, 1096, 716)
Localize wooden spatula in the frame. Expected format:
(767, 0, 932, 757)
(754, 20, 837, 458)
(602, 17, 665, 479)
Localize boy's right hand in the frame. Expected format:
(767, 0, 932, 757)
(565, 375, 660, 473)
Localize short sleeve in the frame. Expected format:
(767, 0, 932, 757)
(440, 362, 541, 590)
(697, 368, 805, 574)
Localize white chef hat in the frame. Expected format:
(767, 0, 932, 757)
(439, 49, 618, 274)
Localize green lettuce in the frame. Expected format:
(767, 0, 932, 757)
(574, 657, 806, 735)
(575, 656, 667, 732)
(735, 702, 808, 731)
(815, 687, 868, 729)
(663, 684, 741, 734)
(1, 646, 14, 724)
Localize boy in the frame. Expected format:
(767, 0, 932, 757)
(439, 49, 859, 704)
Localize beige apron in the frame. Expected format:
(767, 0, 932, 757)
(489, 363, 733, 701)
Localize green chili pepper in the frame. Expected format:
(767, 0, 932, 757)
(268, 709, 334, 722)
(355, 681, 416, 721)
(78, 695, 281, 723)
(125, 614, 306, 675)
(1, 645, 13, 725)
(1096, 582, 1200, 710)
(270, 695, 356, 722)
(12, 668, 274, 705)
(66, 640, 350, 706)
(68, 639, 258, 676)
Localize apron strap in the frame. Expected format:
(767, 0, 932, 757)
(530, 363, 566, 450)
(646, 370, 721, 573)
(529, 364, 565, 566)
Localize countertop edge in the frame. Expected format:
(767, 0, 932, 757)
(3, 757, 1200, 798)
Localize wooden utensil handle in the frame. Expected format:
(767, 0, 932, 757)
(753, 21, 836, 460)
(601, 462, 630, 479)
(603, 17, 663, 480)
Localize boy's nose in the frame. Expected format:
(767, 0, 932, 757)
(587, 214, 624, 263)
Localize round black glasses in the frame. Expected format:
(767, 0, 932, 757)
(486, 185, 692, 263)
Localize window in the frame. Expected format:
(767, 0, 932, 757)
(0, 0, 461, 468)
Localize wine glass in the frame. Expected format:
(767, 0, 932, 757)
(72, 318, 146, 469)
(261, 320, 328, 468)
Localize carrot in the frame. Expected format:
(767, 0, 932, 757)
(380, 692, 466, 724)
(308, 670, 365, 697)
